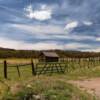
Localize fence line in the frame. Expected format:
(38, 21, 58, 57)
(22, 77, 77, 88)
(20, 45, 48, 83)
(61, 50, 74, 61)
(0, 57, 99, 79)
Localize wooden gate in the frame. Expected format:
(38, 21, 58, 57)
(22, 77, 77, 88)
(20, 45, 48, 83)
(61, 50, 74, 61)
(35, 62, 67, 75)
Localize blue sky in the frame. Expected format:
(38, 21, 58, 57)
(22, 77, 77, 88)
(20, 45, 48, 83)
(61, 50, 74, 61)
(0, 0, 100, 51)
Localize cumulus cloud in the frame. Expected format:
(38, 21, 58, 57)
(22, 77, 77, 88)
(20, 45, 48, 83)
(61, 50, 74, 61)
(25, 5, 52, 21)
(65, 21, 78, 30)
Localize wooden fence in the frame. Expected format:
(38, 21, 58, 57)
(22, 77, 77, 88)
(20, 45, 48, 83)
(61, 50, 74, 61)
(3, 60, 36, 79)
(2, 60, 66, 79)
(0, 57, 100, 79)
(35, 62, 66, 75)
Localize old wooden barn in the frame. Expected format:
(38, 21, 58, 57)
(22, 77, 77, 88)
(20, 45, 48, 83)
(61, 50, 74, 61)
(39, 51, 59, 62)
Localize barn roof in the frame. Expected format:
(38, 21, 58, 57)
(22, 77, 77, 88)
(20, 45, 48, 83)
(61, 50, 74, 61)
(42, 52, 59, 57)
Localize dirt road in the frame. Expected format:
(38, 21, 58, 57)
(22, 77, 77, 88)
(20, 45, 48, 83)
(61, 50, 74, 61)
(69, 78, 100, 98)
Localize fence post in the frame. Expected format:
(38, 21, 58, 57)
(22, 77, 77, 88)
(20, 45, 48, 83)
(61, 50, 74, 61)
(16, 66, 20, 77)
(4, 60, 7, 79)
(31, 59, 36, 75)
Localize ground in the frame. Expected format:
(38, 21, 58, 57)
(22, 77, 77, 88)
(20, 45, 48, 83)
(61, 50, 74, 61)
(0, 76, 98, 100)
(69, 78, 100, 98)
(0, 58, 100, 99)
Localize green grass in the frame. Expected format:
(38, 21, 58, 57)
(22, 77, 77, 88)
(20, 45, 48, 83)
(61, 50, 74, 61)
(0, 58, 99, 82)
(1, 76, 98, 100)
(0, 59, 100, 99)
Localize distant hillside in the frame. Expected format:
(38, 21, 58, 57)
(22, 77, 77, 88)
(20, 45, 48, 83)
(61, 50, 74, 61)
(0, 47, 100, 58)
(0, 47, 14, 51)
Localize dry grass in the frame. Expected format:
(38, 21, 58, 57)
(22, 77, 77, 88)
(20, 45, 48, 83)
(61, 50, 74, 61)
(0, 58, 100, 99)
(0, 76, 98, 100)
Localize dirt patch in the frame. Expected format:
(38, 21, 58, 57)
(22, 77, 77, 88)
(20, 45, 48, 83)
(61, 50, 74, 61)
(68, 78, 100, 98)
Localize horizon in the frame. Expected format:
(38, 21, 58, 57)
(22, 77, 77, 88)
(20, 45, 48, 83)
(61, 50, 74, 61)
(0, 0, 100, 52)
(0, 47, 100, 53)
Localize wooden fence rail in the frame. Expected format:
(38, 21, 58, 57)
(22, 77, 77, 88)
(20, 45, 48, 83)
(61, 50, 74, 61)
(1, 58, 100, 79)
(3, 60, 67, 79)
(3, 60, 36, 79)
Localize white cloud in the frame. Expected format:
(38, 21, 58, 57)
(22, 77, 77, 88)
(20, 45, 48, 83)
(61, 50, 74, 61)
(0, 37, 23, 49)
(66, 35, 95, 41)
(96, 37, 100, 41)
(48, 34, 95, 41)
(92, 48, 100, 52)
(41, 4, 47, 10)
(13, 24, 68, 35)
(0, 36, 99, 52)
(65, 21, 78, 30)
(0, 37, 62, 50)
(83, 48, 100, 52)
(25, 5, 52, 21)
(64, 43, 90, 50)
(10, 23, 97, 42)
(0, 37, 92, 50)
(83, 21, 93, 26)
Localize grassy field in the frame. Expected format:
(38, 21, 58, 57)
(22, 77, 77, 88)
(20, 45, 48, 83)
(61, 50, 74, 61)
(0, 58, 100, 99)
(0, 76, 98, 100)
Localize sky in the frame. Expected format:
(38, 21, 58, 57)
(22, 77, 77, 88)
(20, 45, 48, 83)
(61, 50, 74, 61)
(0, 0, 100, 52)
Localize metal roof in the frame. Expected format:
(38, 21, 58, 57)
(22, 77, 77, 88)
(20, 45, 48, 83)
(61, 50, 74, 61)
(42, 52, 59, 57)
